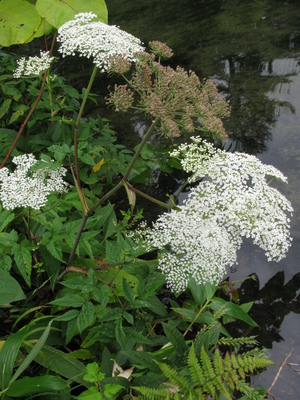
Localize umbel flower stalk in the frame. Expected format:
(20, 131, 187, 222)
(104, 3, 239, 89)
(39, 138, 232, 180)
(145, 138, 293, 292)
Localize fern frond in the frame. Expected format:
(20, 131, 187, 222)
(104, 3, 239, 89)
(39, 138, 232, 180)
(133, 385, 174, 400)
(188, 345, 206, 387)
(218, 335, 258, 349)
(156, 361, 191, 391)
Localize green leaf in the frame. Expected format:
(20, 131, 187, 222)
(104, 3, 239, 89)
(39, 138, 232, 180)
(12, 240, 33, 286)
(54, 309, 79, 322)
(36, 0, 108, 29)
(77, 386, 103, 400)
(122, 278, 135, 304)
(51, 294, 86, 308)
(0, 325, 29, 390)
(34, 345, 87, 387)
(6, 375, 68, 397)
(0, 254, 12, 272)
(162, 322, 187, 356)
(210, 298, 259, 327)
(0, 269, 26, 305)
(0, 209, 14, 233)
(104, 383, 123, 398)
(10, 320, 53, 385)
(0, 98, 12, 120)
(0, 0, 41, 46)
(115, 319, 126, 350)
(83, 362, 104, 383)
(188, 279, 216, 306)
(121, 350, 159, 372)
(77, 302, 95, 333)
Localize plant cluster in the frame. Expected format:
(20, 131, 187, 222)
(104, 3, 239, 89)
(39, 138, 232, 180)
(0, 1, 293, 399)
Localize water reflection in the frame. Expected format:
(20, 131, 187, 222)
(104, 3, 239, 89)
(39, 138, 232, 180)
(238, 271, 300, 348)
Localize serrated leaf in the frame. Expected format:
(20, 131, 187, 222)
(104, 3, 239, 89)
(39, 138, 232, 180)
(122, 278, 135, 304)
(77, 386, 103, 400)
(12, 240, 33, 286)
(77, 302, 94, 333)
(0, 98, 12, 120)
(0, 269, 26, 305)
(162, 323, 187, 356)
(115, 319, 126, 350)
(45, 238, 64, 262)
(0, 254, 12, 272)
(54, 309, 79, 322)
(0, 209, 14, 233)
(83, 362, 104, 383)
(50, 294, 86, 307)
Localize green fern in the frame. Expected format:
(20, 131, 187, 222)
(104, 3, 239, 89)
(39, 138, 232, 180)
(133, 344, 273, 400)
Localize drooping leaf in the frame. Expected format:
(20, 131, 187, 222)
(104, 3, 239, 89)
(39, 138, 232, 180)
(0, 269, 26, 306)
(36, 0, 108, 29)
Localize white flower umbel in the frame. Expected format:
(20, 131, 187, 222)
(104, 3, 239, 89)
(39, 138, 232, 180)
(147, 138, 293, 292)
(57, 13, 145, 72)
(13, 51, 54, 78)
(0, 154, 69, 210)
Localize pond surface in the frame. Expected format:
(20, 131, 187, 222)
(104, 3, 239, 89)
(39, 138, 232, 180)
(106, 0, 300, 397)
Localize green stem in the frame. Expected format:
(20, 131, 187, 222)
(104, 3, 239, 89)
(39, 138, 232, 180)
(73, 65, 98, 192)
(126, 181, 180, 210)
(90, 116, 160, 213)
(183, 299, 210, 337)
(67, 215, 88, 266)
(123, 116, 160, 181)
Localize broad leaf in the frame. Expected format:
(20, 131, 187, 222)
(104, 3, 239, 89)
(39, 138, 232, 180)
(0, 0, 41, 46)
(210, 298, 259, 327)
(36, 0, 108, 29)
(0, 269, 26, 305)
(34, 345, 88, 386)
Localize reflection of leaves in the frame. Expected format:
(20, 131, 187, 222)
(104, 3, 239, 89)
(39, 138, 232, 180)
(238, 272, 300, 348)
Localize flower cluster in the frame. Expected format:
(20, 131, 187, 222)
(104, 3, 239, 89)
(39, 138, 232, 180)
(0, 154, 69, 210)
(57, 13, 145, 72)
(107, 47, 230, 139)
(145, 139, 293, 292)
(13, 51, 54, 78)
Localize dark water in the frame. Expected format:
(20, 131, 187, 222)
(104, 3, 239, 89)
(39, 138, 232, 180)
(106, 0, 300, 398)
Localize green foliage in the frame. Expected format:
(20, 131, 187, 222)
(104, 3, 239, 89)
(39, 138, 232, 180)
(0, 8, 277, 399)
(0, 0, 108, 46)
(134, 344, 272, 400)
